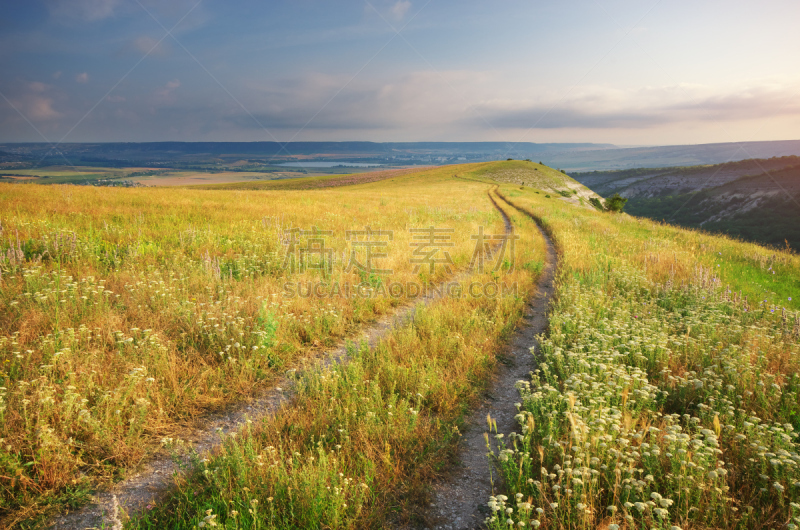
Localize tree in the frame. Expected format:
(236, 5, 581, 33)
(605, 193, 628, 213)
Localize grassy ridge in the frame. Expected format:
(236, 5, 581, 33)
(484, 182, 800, 529)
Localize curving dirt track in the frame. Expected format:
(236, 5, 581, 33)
(423, 188, 557, 530)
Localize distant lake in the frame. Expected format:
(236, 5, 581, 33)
(277, 162, 383, 168)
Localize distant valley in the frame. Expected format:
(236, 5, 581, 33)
(571, 156, 800, 249)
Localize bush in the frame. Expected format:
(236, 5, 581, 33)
(588, 197, 604, 211)
(605, 193, 628, 212)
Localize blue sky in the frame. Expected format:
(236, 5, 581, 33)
(1, 0, 799, 144)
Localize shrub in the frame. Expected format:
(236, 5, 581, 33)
(605, 193, 628, 212)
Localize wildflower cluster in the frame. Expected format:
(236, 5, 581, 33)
(489, 259, 800, 529)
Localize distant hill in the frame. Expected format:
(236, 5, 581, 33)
(4, 140, 800, 172)
(544, 140, 800, 171)
(571, 156, 800, 249)
(0, 140, 800, 171)
(0, 141, 616, 168)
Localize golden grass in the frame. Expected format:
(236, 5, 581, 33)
(0, 166, 514, 524)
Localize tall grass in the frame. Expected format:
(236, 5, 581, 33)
(0, 168, 511, 525)
(486, 183, 800, 530)
(128, 192, 546, 528)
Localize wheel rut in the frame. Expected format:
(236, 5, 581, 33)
(423, 189, 557, 530)
(47, 185, 515, 530)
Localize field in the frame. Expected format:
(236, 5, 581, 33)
(0, 160, 799, 529)
(0, 166, 385, 187)
(189, 167, 433, 191)
(0, 163, 545, 527)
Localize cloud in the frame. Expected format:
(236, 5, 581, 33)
(75, 72, 89, 83)
(235, 70, 488, 132)
(107, 95, 126, 102)
(391, 0, 412, 20)
(153, 79, 181, 104)
(12, 93, 63, 122)
(52, 71, 62, 80)
(48, 0, 121, 22)
(29, 82, 49, 93)
(5, 81, 64, 122)
(468, 84, 800, 130)
(27, 97, 62, 121)
(130, 35, 170, 56)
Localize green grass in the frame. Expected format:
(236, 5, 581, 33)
(484, 183, 800, 530)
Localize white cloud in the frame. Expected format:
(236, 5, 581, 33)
(131, 35, 169, 56)
(75, 72, 89, 83)
(153, 79, 181, 104)
(468, 83, 800, 130)
(13, 94, 63, 121)
(28, 82, 49, 93)
(391, 0, 411, 20)
(238, 70, 490, 132)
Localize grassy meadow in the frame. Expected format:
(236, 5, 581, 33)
(482, 177, 800, 529)
(1, 159, 798, 529)
(0, 165, 547, 527)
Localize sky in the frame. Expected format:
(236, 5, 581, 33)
(1, 0, 799, 145)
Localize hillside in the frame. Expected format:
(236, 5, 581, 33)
(573, 156, 800, 197)
(471, 159, 602, 207)
(547, 139, 800, 171)
(572, 156, 800, 249)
